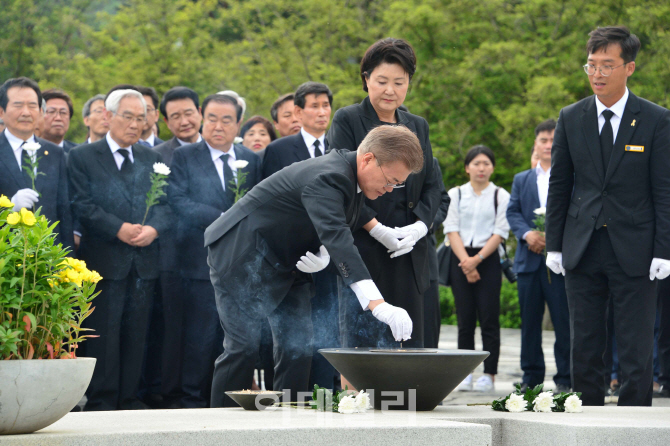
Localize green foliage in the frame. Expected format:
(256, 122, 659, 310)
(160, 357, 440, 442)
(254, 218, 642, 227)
(0, 202, 101, 360)
(142, 170, 169, 225)
(310, 384, 356, 412)
(440, 279, 521, 328)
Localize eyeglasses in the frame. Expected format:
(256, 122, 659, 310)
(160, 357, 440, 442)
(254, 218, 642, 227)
(377, 160, 405, 189)
(45, 109, 70, 118)
(583, 63, 627, 77)
(114, 112, 146, 125)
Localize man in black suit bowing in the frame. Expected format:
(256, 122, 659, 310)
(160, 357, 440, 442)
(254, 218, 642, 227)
(0, 77, 74, 250)
(546, 26, 670, 406)
(262, 82, 331, 179)
(68, 89, 169, 410)
(168, 93, 261, 407)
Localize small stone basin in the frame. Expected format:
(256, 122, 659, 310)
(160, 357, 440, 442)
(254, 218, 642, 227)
(319, 348, 488, 411)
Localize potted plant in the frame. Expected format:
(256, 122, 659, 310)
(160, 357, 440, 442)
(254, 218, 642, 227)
(0, 195, 101, 435)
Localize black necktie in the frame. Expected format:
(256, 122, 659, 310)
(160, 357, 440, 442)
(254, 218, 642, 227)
(117, 149, 134, 182)
(314, 139, 323, 157)
(600, 110, 614, 173)
(220, 153, 236, 204)
(20, 141, 33, 186)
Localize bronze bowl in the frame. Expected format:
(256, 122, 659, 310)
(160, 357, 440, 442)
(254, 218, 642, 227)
(318, 348, 489, 411)
(225, 391, 284, 410)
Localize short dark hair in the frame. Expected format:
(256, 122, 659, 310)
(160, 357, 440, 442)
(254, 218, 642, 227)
(201, 94, 243, 122)
(137, 86, 160, 110)
(105, 84, 139, 103)
(294, 82, 332, 109)
(270, 93, 294, 122)
(534, 119, 557, 137)
(587, 26, 641, 64)
(0, 77, 42, 111)
(240, 115, 277, 141)
(360, 38, 417, 93)
(358, 125, 424, 173)
(42, 88, 74, 118)
(464, 145, 495, 167)
(160, 87, 200, 119)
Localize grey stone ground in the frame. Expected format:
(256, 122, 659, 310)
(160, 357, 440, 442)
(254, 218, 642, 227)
(439, 324, 670, 407)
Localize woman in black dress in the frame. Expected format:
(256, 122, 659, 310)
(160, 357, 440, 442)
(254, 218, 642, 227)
(328, 38, 442, 350)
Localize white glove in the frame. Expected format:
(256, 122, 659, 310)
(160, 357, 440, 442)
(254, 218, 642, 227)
(394, 221, 428, 244)
(369, 222, 415, 257)
(350, 279, 384, 310)
(372, 302, 413, 342)
(649, 258, 670, 281)
(11, 188, 39, 211)
(296, 245, 330, 273)
(546, 251, 565, 276)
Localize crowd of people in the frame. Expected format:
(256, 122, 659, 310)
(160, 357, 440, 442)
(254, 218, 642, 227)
(0, 25, 668, 412)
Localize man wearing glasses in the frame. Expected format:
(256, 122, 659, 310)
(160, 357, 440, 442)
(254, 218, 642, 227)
(137, 86, 164, 148)
(546, 26, 670, 406)
(41, 89, 78, 153)
(68, 89, 169, 411)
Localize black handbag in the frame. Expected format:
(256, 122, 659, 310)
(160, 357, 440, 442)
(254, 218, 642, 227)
(494, 188, 517, 283)
(437, 241, 451, 286)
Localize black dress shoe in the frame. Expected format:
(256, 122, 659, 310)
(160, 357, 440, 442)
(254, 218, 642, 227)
(554, 383, 571, 393)
(655, 385, 670, 398)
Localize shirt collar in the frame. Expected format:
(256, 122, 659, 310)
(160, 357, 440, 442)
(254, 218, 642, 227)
(535, 163, 550, 176)
(57, 140, 64, 148)
(300, 128, 325, 150)
(177, 134, 202, 146)
(595, 87, 629, 119)
(141, 134, 155, 146)
(105, 132, 132, 155)
(464, 181, 495, 195)
(207, 141, 236, 162)
(4, 128, 36, 151)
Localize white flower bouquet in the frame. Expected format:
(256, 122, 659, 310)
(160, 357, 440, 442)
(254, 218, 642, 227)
(491, 383, 583, 413)
(142, 162, 170, 225)
(310, 384, 372, 414)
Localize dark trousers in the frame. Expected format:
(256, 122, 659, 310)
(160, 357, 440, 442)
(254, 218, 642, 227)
(159, 271, 185, 402)
(210, 276, 313, 407)
(309, 271, 340, 390)
(84, 269, 155, 411)
(449, 248, 501, 375)
(565, 228, 656, 406)
(658, 279, 670, 387)
(181, 278, 223, 408)
(423, 279, 441, 349)
(517, 261, 571, 387)
(138, 281, 163, 403)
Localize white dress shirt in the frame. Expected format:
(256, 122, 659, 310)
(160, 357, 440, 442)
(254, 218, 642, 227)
(4, 128, 37, 169)
(208, 143, 238, 191)
(140, 133, 156, 147)
(443, 182, 510, 248)
(106, 132, 134, 170)
(595, 87, 629, 142)
(177, 134, 202, 146)
(300, 128, 325, 158)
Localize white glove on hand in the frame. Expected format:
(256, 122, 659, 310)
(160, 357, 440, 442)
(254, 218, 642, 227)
(369, 222, 415, 257)
(649, 258, 670, 281)
(11, 188, 39, 211)
(546, 251, 565, 276)
(372, 302, 413, 342)
(296, 245, 330, 273)
(394, 221, 429, 244)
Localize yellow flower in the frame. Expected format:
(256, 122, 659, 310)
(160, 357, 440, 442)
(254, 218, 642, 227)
(0, 195, 13, 208)
(20, 208, 36, 226)
(7, 212, 20, 225)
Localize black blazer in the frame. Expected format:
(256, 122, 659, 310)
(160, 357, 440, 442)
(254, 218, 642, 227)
(62, 140, 77, 154)
(169, 141, 262, 280)
(326, 96, 442, 292)
(68, 138, 170, 280)
(153, 137, 181, 166)
(261, 132, 328, 179)
(546, 92, 670, 276)
(0, 133, 74, 249)
(205, 149, 369, 287)
(427, 158, 451, 282)
(507, 168, 544, 274)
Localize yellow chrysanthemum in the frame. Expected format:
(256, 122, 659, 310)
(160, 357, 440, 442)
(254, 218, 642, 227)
(0, 195, 13, 208)
(7, 212, 20, 225)
(20, 208, 36, 226)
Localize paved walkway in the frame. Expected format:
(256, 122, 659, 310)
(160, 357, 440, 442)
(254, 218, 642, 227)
(438, 325, 670, 407)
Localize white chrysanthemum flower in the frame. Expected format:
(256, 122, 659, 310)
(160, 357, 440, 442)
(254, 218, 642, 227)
(233, 160, 249, 169)
(533, 207, 546, 215)
(153, 162, 171, 175)
(505, 394, 527, 413)
(337, 395, 358, 414)
(533, 391, 555, 413)
(234, 136, 243, 144)
(22, 141, 41, 154)
(564, 395, 583, 413)
(355, 390, 372, 412)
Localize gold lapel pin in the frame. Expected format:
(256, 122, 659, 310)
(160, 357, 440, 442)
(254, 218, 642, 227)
(44, 151, 49, 155)
(631, 119, 636, 127)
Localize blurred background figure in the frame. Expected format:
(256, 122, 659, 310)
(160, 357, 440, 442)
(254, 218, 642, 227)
(137, 86, 163, 147)
(240, 115, 276, 159)
(217, 90, 246, 122)
(270, 93, 300, 138)
(41, 88, 77, 153)
(82, 94, 109, 144)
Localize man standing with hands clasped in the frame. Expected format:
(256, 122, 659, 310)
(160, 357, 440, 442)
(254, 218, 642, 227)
(545, 26, 670, 406)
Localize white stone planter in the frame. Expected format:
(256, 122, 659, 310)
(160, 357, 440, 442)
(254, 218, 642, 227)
(0, 357, 96, 435)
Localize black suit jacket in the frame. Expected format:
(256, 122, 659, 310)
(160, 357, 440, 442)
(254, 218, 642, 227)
(261, 132, 328, 179)
(427, 157, 451, 281)
(153, 137, 181, 166)
(169, 141, 262, 280)
(326, 96, 442, 292)
(68, 139, 170, 281)
(0, 133, 74, 249)
(62, 140, 77, 154)
(546, 92, 670, 276)
(205, 150, 369, 288)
